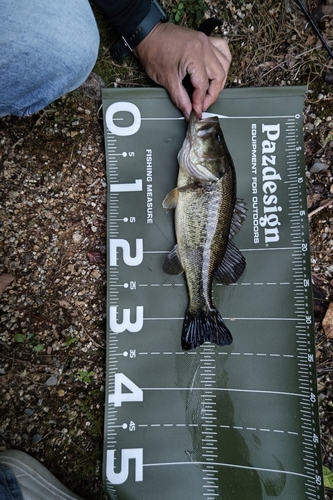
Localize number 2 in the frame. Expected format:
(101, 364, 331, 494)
(110, 238, 143, 266)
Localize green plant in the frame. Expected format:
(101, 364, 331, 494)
(65, 336, 78, 347)
(172, 1, 184, 23)
(323, 465, 333, 489)
(14, 333, 44, 352)
(171, 0, 207, 27)
(14, 333, 25, 343)
(77, 371, 95, 384)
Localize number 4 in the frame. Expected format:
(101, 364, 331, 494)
(109, 373, 143, 407)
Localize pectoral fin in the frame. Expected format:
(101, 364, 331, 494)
(215, 240, 246, 284)
(163, 245, 184, 275)
(162, 188, 180, 209)
(163, 183, 202, 210)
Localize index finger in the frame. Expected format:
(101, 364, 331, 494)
(209, 37, 232, 64)
(190, 70, 210, 118)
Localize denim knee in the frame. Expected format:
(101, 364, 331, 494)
(0, 0, 100, 117)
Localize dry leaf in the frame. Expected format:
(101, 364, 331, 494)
(87, 250, 103, 263)
(322, 302, 333, 338)
(0, 375, 12, 386)
(305, 34, 316, 46)
(312, 273, 325, 287)
(307, 192, 321, 210)
(0, 274, 14, 296)
(253, 61, 276, 72)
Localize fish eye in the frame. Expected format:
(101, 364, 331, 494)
(216, 133, 222, 142)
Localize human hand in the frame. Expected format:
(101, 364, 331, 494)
(133, 22, 231, 120)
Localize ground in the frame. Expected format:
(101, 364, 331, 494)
(1, 1, 333, 499)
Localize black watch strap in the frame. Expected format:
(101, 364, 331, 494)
(110, 0, 168, 62)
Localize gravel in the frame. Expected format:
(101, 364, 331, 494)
(1, 1, 333, 499)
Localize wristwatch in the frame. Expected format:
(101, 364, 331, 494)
(110, 0, 168, 62)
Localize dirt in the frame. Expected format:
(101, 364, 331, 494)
(1, 1, 333, 499)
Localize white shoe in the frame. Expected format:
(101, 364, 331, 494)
(0, 450, 84, 500)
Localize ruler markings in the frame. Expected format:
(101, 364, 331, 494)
(141, 461, 309, 479)
(103, 92, 323, 499)
(141, 387, 304, 397)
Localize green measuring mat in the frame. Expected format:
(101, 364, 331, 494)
(102, 86, 324, 500)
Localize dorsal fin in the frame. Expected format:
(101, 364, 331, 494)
(229, 198, 247, 238)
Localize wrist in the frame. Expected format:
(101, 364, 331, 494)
(133, 21, 164, 59)
(110, 0, 167, 62)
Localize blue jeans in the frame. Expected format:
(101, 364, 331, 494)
(0, 464, 24, 500)
(0, 0, 100, 117)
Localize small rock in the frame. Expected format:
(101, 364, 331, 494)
(72, 232, 82, 243)
(58, 299, 71, 309)
(310, 161, 329, 173)
(8, 191, 19, 200)
(67, 263, 75, 273)
(32, 434, 43, 444)
(45, 376, 57, 386)
(25, 408, 34, 416)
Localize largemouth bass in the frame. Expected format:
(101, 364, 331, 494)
(163, 112, 246, 350)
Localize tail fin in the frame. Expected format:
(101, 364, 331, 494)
(181, 307, 233, 350)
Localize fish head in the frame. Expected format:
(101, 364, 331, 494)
(178, 111, 229, 182)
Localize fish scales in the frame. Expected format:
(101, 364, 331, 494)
(176, 173, 232, 309)
(163, 111, 246, 350)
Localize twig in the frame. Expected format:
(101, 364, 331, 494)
(308, 197, 333, 217)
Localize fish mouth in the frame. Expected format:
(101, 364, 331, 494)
(189, 111, 219, 139)
(177, 111, 220, 182)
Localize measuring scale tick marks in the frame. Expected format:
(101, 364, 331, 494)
(103, 88, 324, 500)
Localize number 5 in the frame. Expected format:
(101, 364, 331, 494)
(107, 448, 143, 484)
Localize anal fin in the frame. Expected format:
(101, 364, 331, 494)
(215, 240, 246, 284)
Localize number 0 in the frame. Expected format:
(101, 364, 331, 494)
(106, 102, 141, 136)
